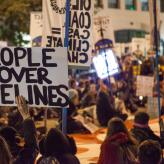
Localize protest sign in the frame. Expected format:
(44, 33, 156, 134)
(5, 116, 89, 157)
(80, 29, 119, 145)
(136, 75, 154, 97)
(74, 114, 99, 133)
(42, 0, 93, 67)
(147, 97, 162, 119)
(93, 16, 115, 45)
(132, 38, 146, 55)
(30, 12, 43, 47)
(0, 47, 69, 107)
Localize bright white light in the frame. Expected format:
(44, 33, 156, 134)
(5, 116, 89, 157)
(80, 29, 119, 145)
(22, 33, 31, 47)
(93, 49, 120, 79)
(139, 96, 143, 100)
(138, 60, 142, 64)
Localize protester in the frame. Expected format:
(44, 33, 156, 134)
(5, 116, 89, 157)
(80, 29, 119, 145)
(36, 136, 46, 163)
(14, 96, 39, 164)
(7, 107, 23, 134)
(0, 126, 21, 158)
(96, 82, 127, 126)
(59, 89, 89, 133)
(36, 132, 79, 164)
(138, 140, 162, 164)
(69, 79, 77, 90)
(0, 136, 12, 164)
(38, 128, 80, 164)
(98, 117, 138, 164)
(13, 96, 80, 164)
(77, 80, 85, 101)
(81, 83, 97, 108)
(130, 111, 164, 148)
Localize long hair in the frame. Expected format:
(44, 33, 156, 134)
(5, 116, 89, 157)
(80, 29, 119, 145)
(98, 117, 138, 164)
(106, 117, 137, 144)
(0, 136, 12, 164)
(45, 128, 70, 157)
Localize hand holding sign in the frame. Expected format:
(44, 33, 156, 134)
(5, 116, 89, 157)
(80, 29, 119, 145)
(16, 96, 30, 120)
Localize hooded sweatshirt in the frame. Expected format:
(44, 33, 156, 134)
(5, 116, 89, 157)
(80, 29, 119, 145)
(98, 132, 137, 164)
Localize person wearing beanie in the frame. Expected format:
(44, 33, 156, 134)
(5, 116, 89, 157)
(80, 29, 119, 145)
(130, 111, 164, 148)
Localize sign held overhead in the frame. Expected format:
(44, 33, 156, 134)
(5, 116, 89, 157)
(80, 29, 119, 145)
(0, 47, 69, 107)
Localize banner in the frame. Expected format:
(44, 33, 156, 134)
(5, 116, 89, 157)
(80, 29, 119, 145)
(0, 47, 69, 107)
(147, 97, 162, 118)
(136, 75, 154, 97)
(132, 38, 146, 55)
(42, 0, 93, 67)
(93, 16, 115, 46)
(30, 12, 43, 47)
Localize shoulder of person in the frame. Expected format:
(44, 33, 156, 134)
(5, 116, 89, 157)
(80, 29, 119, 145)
(37, 156, 59, 164)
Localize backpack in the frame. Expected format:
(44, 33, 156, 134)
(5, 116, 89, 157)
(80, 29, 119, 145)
(123, 146, 138, 164)
(37, 156, 60, 164)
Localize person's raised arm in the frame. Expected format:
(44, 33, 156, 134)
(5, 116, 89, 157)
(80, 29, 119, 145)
(16, 96, 38, 149)
(16, 96, 30, 120)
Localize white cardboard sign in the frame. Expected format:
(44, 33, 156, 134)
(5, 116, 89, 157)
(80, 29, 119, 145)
(30, 12, 43, 47)
(93, 16, 115, 44)
(0, 47, 69, 107)
(42, 0, 93, 67)
(137, 75, 154, 97)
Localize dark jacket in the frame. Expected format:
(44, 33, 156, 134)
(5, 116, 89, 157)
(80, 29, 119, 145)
(98, 132, 137, 164)
(14, 118, 38, 164)
(39, 128, 80, 164)
(0, 126, 22, 158)
(131, 124, 164, 148)
(96, 91, 115, 126)
(37, 156, 59, 164)
(59, 101, 88, 134)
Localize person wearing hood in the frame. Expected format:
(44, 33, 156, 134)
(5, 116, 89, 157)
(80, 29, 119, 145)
(130, 111, 164, 148)
(98, 117, 138, 164)
(38, 128, 80, 164)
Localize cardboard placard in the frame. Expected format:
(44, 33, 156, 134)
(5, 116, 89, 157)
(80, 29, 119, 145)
(137, 75, 154, 97)
(30, 12, 43, 47)
(0, 47, 69, 107)
(42, 0, 93, 67)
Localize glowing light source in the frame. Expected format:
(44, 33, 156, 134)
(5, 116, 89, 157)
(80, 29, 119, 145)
(93, 49, 120, 79)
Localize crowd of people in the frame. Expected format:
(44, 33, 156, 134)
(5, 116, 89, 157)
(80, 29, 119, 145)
(0, 96, 164, 164)
(0, 96, 80, 164)
(0, 54, 163, 163)
(98, 115, 164, 164)
(63, 54, 164, 133)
